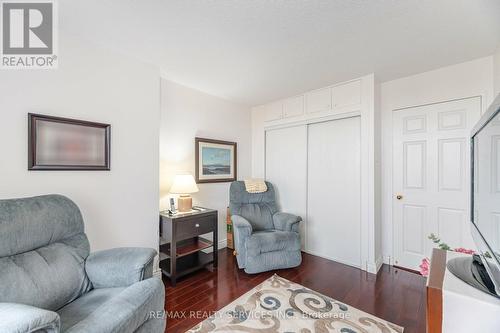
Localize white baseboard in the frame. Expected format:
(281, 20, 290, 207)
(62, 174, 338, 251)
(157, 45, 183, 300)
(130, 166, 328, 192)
(366, 262, 376, 274)
(218, 238, 227, 249)
(304, 249, 362, 270)
(366, 255, 383, 274)
(376, 255, 383, 271)
(202, 238, 227, 253)
(304, 249, 384, 274)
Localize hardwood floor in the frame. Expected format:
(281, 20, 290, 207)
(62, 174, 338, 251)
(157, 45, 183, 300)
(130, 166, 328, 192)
(163, 248, 426, 333)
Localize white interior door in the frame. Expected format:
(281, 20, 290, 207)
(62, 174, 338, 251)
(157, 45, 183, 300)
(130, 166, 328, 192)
(307, 117, 361, 267)
(265, 125, 307, 248)
(393, 98, 481, 269)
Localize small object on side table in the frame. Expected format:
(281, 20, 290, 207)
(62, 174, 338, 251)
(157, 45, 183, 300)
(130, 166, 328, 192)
(169, 198, 177, 214)
(159, 208, 218, 286)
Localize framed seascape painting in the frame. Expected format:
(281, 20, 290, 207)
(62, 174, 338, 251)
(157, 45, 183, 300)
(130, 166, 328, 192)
(195, 137, 237, 183)
(28, 113, 111, 170)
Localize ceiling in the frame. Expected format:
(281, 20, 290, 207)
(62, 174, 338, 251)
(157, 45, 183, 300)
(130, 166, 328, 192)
(61, 0, 500, 106)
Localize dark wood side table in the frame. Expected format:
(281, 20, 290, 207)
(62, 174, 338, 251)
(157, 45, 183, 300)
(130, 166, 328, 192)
(159, 208, 218, 286)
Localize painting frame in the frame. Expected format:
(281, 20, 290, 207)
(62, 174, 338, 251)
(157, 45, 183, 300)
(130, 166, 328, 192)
(28, 113, 111, 171)
(195, 137, 237, 183)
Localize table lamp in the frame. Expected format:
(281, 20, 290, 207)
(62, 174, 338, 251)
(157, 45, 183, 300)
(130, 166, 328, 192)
(170, 174, 199, 212)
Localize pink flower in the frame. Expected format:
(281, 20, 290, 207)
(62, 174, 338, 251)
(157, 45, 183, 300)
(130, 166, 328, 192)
(454, 248, 475, 255)
(419, 258, 430, 277)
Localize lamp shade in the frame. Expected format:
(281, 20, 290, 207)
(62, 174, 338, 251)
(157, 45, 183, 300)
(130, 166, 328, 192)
(170, 174, 199, 194)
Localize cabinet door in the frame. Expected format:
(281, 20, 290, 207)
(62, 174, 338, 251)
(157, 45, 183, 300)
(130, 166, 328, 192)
(306, 87, 331, 114)
(332, 80, 361, 110)
(283, 95, 304, 118)
(263, 101, 283, 121)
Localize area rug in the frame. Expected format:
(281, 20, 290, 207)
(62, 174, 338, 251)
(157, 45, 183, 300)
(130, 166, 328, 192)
(187, 274, 403, 333)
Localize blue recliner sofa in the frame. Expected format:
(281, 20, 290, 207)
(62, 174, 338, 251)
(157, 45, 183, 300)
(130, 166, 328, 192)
(229, 181, 302, 274)
(0, 195, 165, 333)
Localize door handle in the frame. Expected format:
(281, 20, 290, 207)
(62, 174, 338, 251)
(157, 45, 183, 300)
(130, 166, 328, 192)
(396, 194, 403, 200)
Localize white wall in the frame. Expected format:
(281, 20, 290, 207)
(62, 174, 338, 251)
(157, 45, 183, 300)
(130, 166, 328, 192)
(159, 79, 252, 246)
(380, 56, 494, 264)
(251, 106, 266, 179)
(494, 46, 500, 96)
(0, 32, 160, 253)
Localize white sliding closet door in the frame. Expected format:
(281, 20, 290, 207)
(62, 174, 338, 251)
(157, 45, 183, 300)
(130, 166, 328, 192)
(307, 117, 361, 267)
(265, 125, 307, 248)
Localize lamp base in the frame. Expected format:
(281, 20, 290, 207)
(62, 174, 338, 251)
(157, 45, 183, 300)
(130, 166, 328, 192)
(177, 195, 192, 212)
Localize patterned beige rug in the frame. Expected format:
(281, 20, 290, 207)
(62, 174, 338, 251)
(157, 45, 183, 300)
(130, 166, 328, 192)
(187, 274, 403, 333)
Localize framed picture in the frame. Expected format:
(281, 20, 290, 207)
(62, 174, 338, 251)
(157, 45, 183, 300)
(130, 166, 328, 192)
(195, 137, 237, 183)
(28, 113, 111, 170)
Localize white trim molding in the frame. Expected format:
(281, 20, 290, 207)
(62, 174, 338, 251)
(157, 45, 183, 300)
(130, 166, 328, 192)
(366, 255, 384, 274)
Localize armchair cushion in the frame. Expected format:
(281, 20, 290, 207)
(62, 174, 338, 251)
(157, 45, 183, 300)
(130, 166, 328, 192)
(0, 195, 91, 311)
(58, 287, 124, 331)
(58, 278, 165, 333)
(0, 241, 91, 311)
(246, 230, 301, 257)
(0, 195, 88, 258)
(229, 181, 278, 231)
(0, 303, 60, 333)
(85, 247, 155, 288)
(273, 212, 302, 232)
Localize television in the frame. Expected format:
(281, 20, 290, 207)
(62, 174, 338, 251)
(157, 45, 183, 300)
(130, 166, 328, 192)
(447, 94, 500, 298)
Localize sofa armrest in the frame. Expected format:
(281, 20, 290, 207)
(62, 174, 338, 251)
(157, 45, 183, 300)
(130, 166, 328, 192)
(0, 303, 60, 333)
(85, 247, 156, 288)
(273, 212, 302, 232)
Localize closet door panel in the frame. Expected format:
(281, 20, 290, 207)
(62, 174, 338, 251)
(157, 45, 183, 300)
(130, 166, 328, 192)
(307, 117, 361, 267)
(265, 125, 307, 248)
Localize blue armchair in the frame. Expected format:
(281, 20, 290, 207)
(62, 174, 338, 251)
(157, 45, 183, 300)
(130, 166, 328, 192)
(0, 195, 165, 333)
(229, 181, 302, 274)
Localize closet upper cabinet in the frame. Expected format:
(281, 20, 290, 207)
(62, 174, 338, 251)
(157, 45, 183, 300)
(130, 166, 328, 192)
(306, 87, 331, 114)
(331, 80, 361, 111)
(263, 101, 283, 121)
(283, 95, 304, 118)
